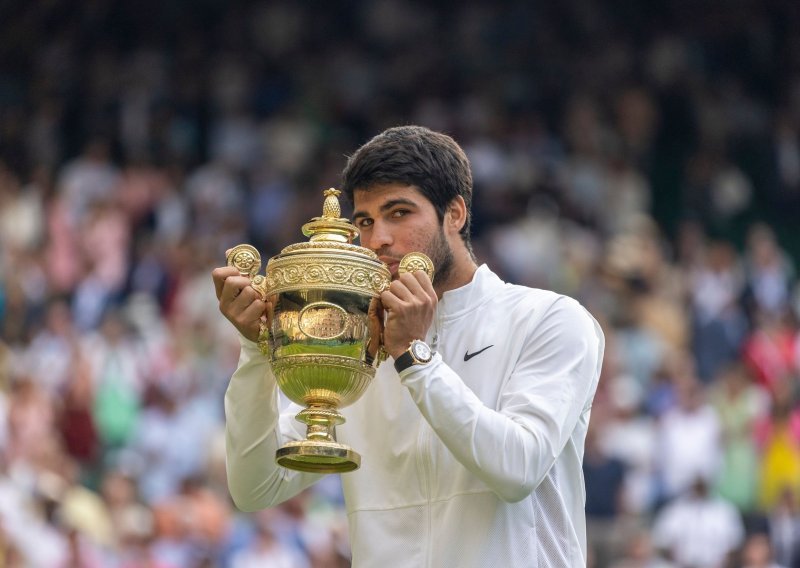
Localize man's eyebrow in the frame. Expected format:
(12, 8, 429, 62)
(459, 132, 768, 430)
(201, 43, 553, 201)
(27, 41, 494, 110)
(353, 198, 417, 220)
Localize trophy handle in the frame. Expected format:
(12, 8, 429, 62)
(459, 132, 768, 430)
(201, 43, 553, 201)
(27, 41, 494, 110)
(226, 244, 270, 299)
(398, 252, 435, 281)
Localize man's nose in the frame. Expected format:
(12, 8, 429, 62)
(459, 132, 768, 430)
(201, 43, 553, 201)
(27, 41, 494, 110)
(360, 221, 392, 251)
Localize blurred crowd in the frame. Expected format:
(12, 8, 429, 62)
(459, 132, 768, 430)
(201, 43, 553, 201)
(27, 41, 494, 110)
(1, 0, 800, 566)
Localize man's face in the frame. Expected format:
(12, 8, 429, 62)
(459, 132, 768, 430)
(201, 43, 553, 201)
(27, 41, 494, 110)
(352, 183, 454, 283)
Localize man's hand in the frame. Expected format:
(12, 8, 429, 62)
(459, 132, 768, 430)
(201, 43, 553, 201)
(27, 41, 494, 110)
(212, 265, 268, 342)
(380, 271, 437, 359)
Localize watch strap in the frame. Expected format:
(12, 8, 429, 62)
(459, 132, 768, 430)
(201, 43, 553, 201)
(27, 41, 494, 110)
(393, 350, 416, 373)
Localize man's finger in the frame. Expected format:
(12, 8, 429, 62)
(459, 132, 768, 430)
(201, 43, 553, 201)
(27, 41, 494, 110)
(238, 298, 267, 328)
(399, 272, 428, 299)
(212, 266, 241, 300)
(221, 275, 254, 305)
(388, 279, 414, 302)
(228, 284, 260, 314)
(413, 270, 437, 303)
(380, 290, 404, 311)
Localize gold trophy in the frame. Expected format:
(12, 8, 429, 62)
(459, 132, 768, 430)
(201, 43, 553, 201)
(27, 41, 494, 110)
(227, 188, 433, 474)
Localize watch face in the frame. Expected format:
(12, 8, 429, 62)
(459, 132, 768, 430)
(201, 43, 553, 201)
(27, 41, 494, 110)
(411, 341, 432, 362)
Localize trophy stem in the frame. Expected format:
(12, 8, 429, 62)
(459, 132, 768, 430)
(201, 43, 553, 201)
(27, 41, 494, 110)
(296, 403, 344, 443)
(274, 403, 361, 474)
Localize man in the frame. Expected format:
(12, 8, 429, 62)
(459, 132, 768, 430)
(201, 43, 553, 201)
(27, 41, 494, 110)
(213, 126, 605, 567)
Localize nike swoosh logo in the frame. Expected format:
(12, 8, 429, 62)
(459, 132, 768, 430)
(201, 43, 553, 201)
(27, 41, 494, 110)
(464, 345, 494, 361)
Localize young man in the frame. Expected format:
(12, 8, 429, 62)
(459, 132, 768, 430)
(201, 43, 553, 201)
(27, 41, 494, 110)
(213, 126, 605, 567)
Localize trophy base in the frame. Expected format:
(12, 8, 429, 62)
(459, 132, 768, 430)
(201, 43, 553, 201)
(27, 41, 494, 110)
(276, 440, 361, 473)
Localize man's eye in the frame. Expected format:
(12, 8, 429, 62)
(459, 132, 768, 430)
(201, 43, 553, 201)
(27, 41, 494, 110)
(391, 209, 409, 218)
(357, 218, 373, 228)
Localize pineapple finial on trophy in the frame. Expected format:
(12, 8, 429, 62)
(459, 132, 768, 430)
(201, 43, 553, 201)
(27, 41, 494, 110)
(322, 188, 342, 219)
(303, 188, 359, 244)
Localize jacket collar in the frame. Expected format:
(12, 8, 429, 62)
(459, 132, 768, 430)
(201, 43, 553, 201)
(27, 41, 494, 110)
(437, 264, 503, 321)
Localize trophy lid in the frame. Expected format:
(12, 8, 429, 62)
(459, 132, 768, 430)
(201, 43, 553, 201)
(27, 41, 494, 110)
(303, 188, 358, 243)
(262, 188, 389, 297)
(277, 188, 378, 259)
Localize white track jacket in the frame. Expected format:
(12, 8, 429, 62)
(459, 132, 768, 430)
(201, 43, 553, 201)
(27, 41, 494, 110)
(225, 265, 605, 567)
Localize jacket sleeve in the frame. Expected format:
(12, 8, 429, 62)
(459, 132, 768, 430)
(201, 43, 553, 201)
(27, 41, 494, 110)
(399, 296, 604, 503)
(224, 336, 322, 511)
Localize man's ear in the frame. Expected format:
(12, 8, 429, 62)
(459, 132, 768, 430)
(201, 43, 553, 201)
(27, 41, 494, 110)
(445, 196, 468, 236)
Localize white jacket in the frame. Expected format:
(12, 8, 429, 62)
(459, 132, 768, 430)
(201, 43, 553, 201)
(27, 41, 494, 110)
(225, 265, 604, 567)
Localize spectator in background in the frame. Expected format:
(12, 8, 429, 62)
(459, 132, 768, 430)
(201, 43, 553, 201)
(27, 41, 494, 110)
(655, 366, 722, 503)
(56, 139, 120, 226)
(689, 240, 748, 382)
(72, 198, 132, 331)
(740, 532, 788, 568)
(767, 488, 800, 568)
(710, 362, 769, 512)
(99, 469, 155, 560)
(652, 476, 745, 568)
(0, 161, 44, 254)
(602, 233, 668, 393)
(229, 522, 309, 568)
(57, 361, 99, 473)
(743, 225, 796, 323)
(6, 377, 55, 467)
(743, 310, 798, 394)
(584, 422, 628, 567)
(23, 299, 78, 395)
(599, 371, 659, 516)
(610, 529, 676, 568)
(80, 310, 143, 453)
(755, 378, 800, 512)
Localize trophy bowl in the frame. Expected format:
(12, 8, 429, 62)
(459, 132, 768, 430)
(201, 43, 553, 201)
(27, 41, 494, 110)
(226, 188, 433, 474)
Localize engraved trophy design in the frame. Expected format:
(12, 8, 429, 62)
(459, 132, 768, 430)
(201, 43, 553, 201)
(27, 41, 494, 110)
(227, 189, 433, 474)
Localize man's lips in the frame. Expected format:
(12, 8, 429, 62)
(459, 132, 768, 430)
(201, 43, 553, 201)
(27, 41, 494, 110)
(379, 256, 400, 273)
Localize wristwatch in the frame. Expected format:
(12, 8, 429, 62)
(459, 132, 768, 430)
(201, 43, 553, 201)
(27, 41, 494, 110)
(394, 339, 433, 373)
